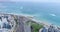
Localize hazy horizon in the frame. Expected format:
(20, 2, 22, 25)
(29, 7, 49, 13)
(0, 0, 60, 3)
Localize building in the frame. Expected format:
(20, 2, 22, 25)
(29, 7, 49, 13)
(0, 13, 33, 32)
(39, 24, 60, 32)
(0, 14, 16, 32)
(39, 27, 48, 32)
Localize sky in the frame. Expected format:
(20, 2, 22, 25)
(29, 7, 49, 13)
(9, 0, 60, 3)
(0, 0, 60, 3)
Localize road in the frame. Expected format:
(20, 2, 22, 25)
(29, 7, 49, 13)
(16, 16, 25, 32)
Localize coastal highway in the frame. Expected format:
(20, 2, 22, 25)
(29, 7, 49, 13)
(16, 16, 25, 32)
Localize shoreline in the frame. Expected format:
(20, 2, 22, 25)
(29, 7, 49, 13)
(0, 13, 60, 27)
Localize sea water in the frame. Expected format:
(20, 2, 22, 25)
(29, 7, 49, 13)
(0, 2, 60, 26)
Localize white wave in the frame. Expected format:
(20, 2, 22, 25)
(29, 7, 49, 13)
(50, 14, 56, 16)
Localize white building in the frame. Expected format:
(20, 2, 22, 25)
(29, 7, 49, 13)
(0, 14, 16, 32)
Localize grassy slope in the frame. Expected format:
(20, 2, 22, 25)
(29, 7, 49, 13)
(31, 22, 43, 32)
(26, 20, 43, 32)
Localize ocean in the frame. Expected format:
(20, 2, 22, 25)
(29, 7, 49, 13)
(0, 2, 60, 26)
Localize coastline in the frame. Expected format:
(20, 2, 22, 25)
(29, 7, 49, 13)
(0, 13, 60, 32)
(0, 13, 60, 27)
